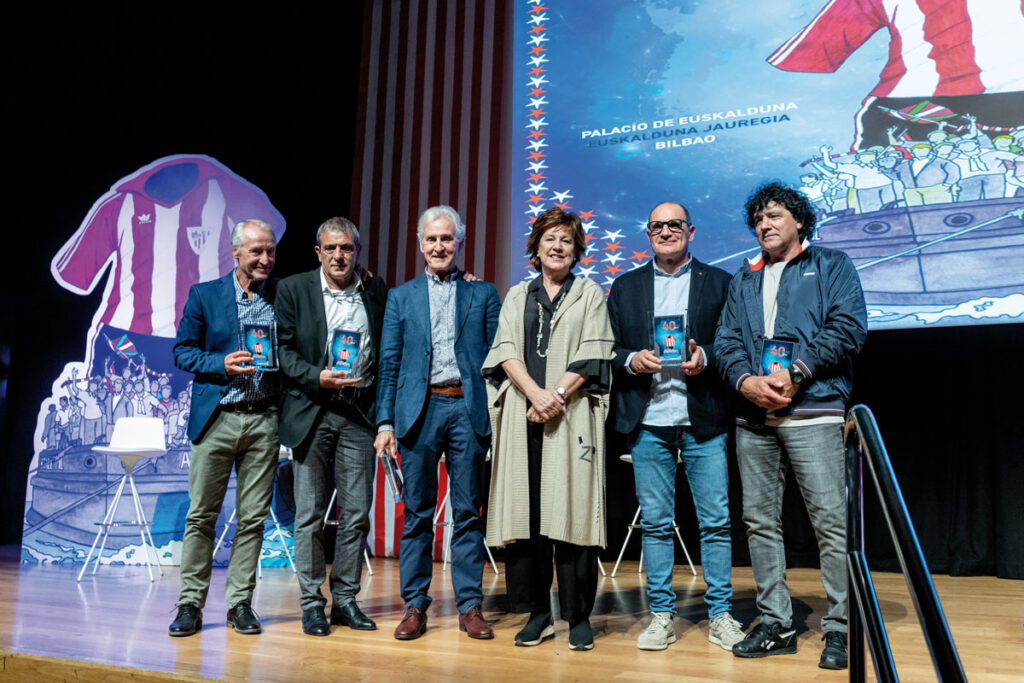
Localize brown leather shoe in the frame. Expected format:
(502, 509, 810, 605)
(458, 604, 494, 639)
(394, 606, 428, 640)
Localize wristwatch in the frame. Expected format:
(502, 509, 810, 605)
(788, 365, 805, 386)
(555, 386, 566, 397)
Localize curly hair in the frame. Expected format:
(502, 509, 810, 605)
(744, 182, 815, 241)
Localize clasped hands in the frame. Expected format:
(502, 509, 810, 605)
(527, 386, 564, 423)
(740, 368, 799, 411)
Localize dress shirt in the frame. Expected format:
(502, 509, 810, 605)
(426, 268, 461, 386)
(320, 268, 373, 388)
(639, 259, 692, 427)
(221, 274, 279, 404)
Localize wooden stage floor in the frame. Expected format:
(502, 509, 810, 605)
(1, 549, 1021, 682)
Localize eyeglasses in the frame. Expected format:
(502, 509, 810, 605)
(646, 219, 692, 235)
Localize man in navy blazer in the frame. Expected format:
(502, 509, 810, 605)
(170, 219, 281, 638)
(374, 205, 501, 641)
(607, 201, 742, 653)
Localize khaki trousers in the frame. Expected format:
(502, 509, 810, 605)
(177, 407, 279, 608)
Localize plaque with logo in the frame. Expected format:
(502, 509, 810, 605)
(241, 323, 278, 371)
(653, 313, 688, 366)
(759, 337, 799, 375)
(330, 329, 361, 374)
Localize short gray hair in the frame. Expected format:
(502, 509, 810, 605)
(231, 219, 275, 247)
(417, 205, 466, 242)
(316, 216, 361, 247)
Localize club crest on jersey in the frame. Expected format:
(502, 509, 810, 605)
(187, 226, 213, 255)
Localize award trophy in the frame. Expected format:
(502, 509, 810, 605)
(241, 322, 278, 371)
(381, 449, 404, 503)
(759, 337, 799, 375)
(653, 313, 687, 366)
(330, 329, 362, 374)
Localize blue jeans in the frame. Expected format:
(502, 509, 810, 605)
(630, 426, 732, 617)
(736, 423, 847, 633)
(398, 394, 488, 613)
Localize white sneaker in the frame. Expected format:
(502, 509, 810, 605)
(637, 612, 676, 651)
(708, 612, 745, 651)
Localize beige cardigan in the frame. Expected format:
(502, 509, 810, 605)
(482, 276, 615, 548)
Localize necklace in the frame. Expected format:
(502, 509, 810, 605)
(535, 289, 565, 358)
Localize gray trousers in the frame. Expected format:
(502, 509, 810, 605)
(178, 408, 279, 608)
(293, 405, 375, 611)
(736, 423, 847, 634)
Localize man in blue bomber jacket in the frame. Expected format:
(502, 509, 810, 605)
(714, 182, 867, 671)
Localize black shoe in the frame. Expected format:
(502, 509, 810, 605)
(514, 612, 554, 647)
(168, 604, 202, 637)
(226, 601, 262, 635)
(330, 602, 377, 630)
(819, 631, 848, 670)
(302, 607, 331, 637)
(568, 620, 594, 651)
(732, 622, 797, 658)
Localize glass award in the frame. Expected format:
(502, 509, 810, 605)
(242, 322, 278, 371)
(381, 451, 404, 503)
(330, 329, 361, 374)
(653, 313, 687, 366)
(759, 337, 799, 375)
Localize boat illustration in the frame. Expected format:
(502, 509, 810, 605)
(817, 198, 1023, 306)
(23, 443, 206, 547)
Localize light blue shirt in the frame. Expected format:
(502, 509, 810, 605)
(221, 274, 279, 404)
(426, 268, 461, 386)
(639, 259, 691, 427)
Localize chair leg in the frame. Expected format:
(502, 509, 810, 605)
(129, 472, 165, 575)
(213, 508, 237, 557)
(611, 505, 643, 577)
(596, 557, 606, 577)
(126, 473, 157, 581)
(672, 520, 697, 576)
(92, 474, 129, 576)
(323, 488, 338, 525)
(433, 487, 451, 572)
(268, 506, 296, 573)
(484, 543, 499, 575)
(364, 548, 373, 576)
(78, 474, 127, 581)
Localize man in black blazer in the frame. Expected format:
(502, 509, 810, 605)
(276, 217, 387, 637)
(607, 201, 741, 652)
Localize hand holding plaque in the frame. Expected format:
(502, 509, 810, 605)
(330, 329, 361, 374)
(653, 314, 688, 366)
(241, 323, 278, 371)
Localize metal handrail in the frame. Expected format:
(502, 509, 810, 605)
(845, 404, 966, 682)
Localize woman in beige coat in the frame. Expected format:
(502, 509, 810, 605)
(482, 207, 614, 651)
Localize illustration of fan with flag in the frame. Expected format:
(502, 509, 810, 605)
(103, 332, 139, 361)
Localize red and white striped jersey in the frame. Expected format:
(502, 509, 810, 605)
(768, 0, 1024, 97)
(51, 154, 286, 339)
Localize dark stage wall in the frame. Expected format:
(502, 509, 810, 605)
(4, 2, 1022, 579)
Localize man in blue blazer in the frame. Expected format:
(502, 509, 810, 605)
(169, 219, 281, 638)
(374, 205, 501, 641)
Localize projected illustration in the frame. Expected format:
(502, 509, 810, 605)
(24, 155, 291, 568)
(511, 0, 1024, 329)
